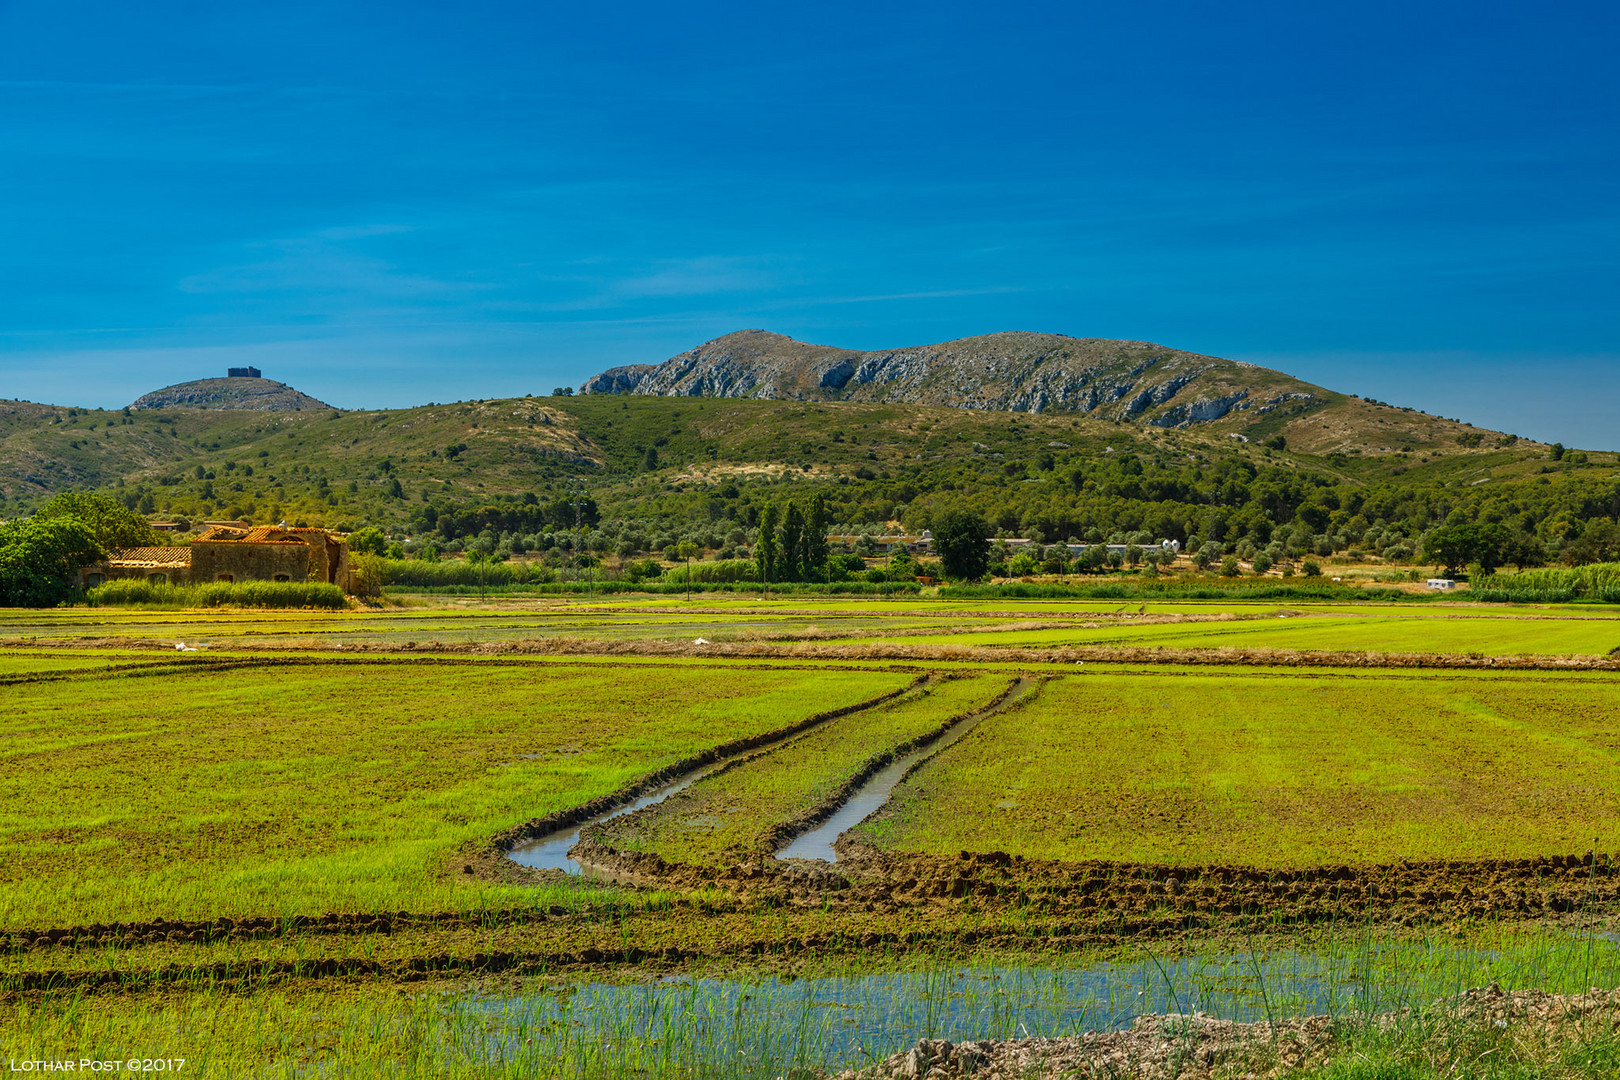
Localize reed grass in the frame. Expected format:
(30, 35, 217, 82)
(1474, 563, 1620, 605)
(85, 579, 347, 609)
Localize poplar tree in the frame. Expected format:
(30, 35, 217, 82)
(779, 501, 805, 582)
(804, 492, 829, 580)
(756, 502, 780, 585)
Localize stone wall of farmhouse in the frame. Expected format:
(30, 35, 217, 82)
(297, 533, 354, 591)
(87, 564, 185, 586)
(190, 540, 310, 583)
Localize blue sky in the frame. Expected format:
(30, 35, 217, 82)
(2, 1, 1616, 446)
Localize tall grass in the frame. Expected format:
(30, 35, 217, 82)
(85, 579, 347, 609)
(1474, 562, 1620, 604)
(379, 558, 531, 587)
(379, 556, 919, 595)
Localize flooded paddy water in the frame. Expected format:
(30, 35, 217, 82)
(456, 954, 1332, 1068)
(776, 680, 1031, 863)
(390, 926, 1620, 1076)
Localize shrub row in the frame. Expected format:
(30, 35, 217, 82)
(85, 579, 348, 609)
(390, 580, 922, 597)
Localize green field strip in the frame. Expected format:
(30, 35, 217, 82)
(0, 653, 141, 676)
(846, 611, 1620, 656)
(858, 669, 1620, 868)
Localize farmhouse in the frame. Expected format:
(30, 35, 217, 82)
(82, 525, 354, 591)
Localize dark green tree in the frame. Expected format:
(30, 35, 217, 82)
(803, 493, 829, 580)
(33, 492, 162, 549)
(756, 503, 780, 585)
(778, 501, 806, 582)
(0, 516, 105, 606)
(1423, 522, 1511, 576)
(932, 508, 991, 581)
(347, 526, 387, 555)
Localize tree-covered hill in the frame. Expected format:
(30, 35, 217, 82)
(1, 389, 1617, 568)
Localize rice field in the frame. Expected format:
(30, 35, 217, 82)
(6, 592, 1620, 1077)
(4, 592, 1616, 656)
(596, 673, 1010, 866)
(845, 610, 1620, 656)
(0, 656, 910, 925)
(856, 668, 1620, 866)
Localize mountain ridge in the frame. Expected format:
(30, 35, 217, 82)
(579, 329, 1325, 428)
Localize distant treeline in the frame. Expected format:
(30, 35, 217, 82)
(419, 497, 600, 541)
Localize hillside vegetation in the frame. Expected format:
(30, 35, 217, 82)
(1, 351, 1616, 575)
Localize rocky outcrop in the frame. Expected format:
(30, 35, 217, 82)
(1149, 392, 1251, 428)
(579, 365, 656, 395)
(131, 378, 333, 411)
(578, 329, 1331, 426)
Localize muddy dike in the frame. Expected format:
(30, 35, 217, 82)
(531, 837, 1620, 937)
(14, 845, 1620, 962)
(17, 842, 1616, 958)
(18, 636, 1620, 672)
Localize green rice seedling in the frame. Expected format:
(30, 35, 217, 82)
(0, 658, 910, 925)
(857, 668, 1620, 866)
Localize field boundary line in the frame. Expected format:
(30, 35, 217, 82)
(9, 634, 1620, 670)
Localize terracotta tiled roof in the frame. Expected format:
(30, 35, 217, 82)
(194, 524, 345, 543)
(106, 547, 193, 568)
(196, 526, 302, 545)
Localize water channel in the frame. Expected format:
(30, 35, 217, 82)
(507, 679, 1025, 873)
(775, 679, 1029, 862)
(507, 762, 730, 874)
